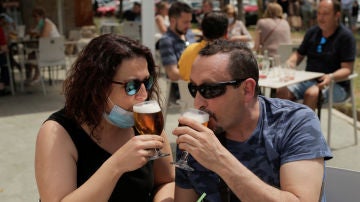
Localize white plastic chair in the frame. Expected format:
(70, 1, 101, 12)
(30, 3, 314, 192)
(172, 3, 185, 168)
(36, 37, 67, 95)
(120, 21, 141, 42)
(277, 43, 306, 70)
(325, 166, 360, 202)
(322, 73, 358, 147)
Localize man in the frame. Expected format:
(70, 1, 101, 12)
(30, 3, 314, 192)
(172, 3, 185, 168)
(159, 1, 194, 81)
(122, 1, 141, 22)
(277, 0, 356, 110)
(173, 39, 332, 201)
(158, 1, 195, 103)
(195, 0, 214, 26)
(179, 11, 228, 82)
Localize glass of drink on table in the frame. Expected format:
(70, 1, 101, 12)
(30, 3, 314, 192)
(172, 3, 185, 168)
(133, 100, 169, 160)
(171, 108, 209, 171)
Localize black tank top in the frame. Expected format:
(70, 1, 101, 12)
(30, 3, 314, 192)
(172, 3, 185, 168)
(46, 108, 154, 201)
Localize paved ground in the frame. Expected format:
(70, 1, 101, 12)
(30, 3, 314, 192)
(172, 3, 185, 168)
(0, 75, 359, 201)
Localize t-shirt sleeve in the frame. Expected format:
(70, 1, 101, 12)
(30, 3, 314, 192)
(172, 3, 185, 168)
(338, 31, 356, 62)
(159, 37, 177, 66)
(279, 108, 332, 165)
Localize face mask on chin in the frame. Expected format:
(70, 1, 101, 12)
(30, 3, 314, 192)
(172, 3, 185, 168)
(104, 99, 134, 128)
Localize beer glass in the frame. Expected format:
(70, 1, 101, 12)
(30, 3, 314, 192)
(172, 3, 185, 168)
(172, 108, 209, 171)
(133, 100, 169, 160)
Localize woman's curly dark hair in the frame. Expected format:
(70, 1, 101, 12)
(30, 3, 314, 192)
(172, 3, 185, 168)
(63, 34, 160, 138)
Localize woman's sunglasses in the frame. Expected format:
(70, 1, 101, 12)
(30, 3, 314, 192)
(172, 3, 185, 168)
(188, 79, 247, 99)
(112, 76, 154, 96)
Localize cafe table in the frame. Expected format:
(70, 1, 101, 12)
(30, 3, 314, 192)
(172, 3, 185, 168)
(258, 69, 325, 97)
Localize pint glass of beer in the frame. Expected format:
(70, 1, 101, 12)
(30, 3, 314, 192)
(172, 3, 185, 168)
(133, 100, 169, 160)
(172, 108, 209, 171)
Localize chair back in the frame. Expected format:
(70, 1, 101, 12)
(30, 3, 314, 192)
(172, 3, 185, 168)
(325, 166, 360, 202)
(38, 37, 66, 66)
(121, 21, 141, 42)
(277, 43, 306, 70)
(68, 30, 81, 41)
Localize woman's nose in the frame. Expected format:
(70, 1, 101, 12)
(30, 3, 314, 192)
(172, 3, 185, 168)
(135, 83, 148, 101)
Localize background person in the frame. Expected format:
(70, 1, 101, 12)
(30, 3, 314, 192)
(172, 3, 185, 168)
(155, 0, 170, 42)
(276, 0, 356, 111)
(173, 39, 332, 202)
(158, 1, 195, 105)
(178, 11, 228, 82)
(253, 2, 291, 56)
(352, 0, 359, 31)
(195, 0, 214, 26)
(341, 0, 354, 28)
(222, 4, 252, 42)
(0, 24, 10, 96)
(35, 34, 175, 201)
(121, 1, 141, 22)
(26, 6, 61, 85)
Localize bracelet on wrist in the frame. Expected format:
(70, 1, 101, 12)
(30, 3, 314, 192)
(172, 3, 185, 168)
(329, 73, 334, 81)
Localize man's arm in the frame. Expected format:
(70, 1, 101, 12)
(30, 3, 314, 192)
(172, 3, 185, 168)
(164, 64, 181, 81)
(287, 51, 305, 69)
(317, 61, 353, 89)
(217, 156, 324, 201)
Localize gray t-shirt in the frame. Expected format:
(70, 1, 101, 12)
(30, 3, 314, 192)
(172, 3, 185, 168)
(175, 96, 332, 202)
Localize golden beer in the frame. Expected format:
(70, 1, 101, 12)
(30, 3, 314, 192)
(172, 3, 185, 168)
(181, 108, 209, 127)
(133, 101, 164, 135)
(133, 101, 168, 160)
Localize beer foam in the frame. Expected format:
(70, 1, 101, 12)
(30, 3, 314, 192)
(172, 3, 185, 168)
(182, 110, 209, 123)
(133, 101, 161, 113)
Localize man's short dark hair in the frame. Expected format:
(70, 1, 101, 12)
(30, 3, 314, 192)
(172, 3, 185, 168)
(168, 1, 192, 19)
(201, 11, 228, 40)
(199, 39, 260, 95)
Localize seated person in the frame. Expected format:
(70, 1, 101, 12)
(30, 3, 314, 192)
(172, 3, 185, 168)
(223, 4, 252, 42)
(173, 39, 332, 201)
(276, 0, 356, 110)
(26, 6, 61, 85)
(121, 2, 141, 22)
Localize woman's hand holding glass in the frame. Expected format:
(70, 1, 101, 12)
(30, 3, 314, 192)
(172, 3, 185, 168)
(133, 100, 169, 160)
(112, 134, 165, 172)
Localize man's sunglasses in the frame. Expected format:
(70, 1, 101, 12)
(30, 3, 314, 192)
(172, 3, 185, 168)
(188, 79, 247, 99)
(112, 76, 154, 95)
(316, 36, 327, 53)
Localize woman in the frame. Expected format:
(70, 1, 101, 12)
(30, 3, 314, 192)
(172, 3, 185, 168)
(253, 2, 291, 57)
(155, 0, 170, 42)
(26, 7, 61, 85)
(223, 4, 252, 42)
(35, 34, 175, 201)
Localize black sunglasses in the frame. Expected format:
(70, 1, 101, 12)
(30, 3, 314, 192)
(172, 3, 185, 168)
(188, 79, 247, 99)
(316, 37, 327, 53)
(112, 76, 154, 95)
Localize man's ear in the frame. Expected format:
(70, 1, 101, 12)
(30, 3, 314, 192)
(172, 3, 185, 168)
(242, 78, 256, 100)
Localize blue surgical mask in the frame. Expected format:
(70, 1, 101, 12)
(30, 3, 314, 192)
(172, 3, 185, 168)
(104, 99, 134, 128)
(228, 17, 234, 24)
